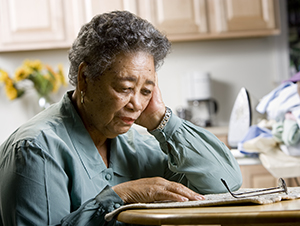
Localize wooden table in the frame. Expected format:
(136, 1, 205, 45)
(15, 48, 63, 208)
(117, 199, 300, 226)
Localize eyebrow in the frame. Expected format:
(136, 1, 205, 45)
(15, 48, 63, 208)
(117, 76, 155, 86)
(145, 79, 155, 86)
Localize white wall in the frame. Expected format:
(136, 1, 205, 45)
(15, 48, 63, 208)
(0, 2, 289, 144)
(159, 36, 289, 126)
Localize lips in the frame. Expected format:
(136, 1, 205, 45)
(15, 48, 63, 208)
(120, 117, 136, 124)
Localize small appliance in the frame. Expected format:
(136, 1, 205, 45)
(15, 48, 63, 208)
(177, 72, 218, 127)
(227, 87, 263, 148)
(186, 99, 218, 127)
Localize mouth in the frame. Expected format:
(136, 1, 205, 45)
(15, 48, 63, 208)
(120, 117, 136, 125)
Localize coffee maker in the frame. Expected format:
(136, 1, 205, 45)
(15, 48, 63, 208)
(177, 72, 218, 127)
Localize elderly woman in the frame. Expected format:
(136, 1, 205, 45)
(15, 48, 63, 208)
(0, 11, 242, 225)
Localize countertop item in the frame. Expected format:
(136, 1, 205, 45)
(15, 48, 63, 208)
(231, 149, 261, 165)
(227, 87, 252, 149)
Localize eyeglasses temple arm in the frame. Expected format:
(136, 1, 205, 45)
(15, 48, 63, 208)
(221, 178, 288, 199)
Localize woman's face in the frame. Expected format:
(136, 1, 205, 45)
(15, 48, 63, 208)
(83, 51, 156, 139)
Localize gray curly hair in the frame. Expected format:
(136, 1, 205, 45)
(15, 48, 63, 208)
(68, 10, 171, 86)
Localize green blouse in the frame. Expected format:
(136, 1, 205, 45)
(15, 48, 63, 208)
(0, 91, 242, 226)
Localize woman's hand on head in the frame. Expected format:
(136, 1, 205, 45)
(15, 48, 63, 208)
(135, 74, 166, 130)
(112, 177, 204, 204)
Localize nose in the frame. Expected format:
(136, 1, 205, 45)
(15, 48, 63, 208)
(126, 92, 143, 112)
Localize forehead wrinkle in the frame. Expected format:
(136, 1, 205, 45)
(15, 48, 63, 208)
(117, 76, 137, 82)
(115, 75, 155, 86)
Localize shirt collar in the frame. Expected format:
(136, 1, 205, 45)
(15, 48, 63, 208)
(61, 91, 107, 179)
(61, 91, 133, 179)
(109, 136, 133, 177)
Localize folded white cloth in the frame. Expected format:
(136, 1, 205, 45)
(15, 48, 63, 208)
(272, 119, 300, 146)
(260, 150, 300, 178)
(238, 126, 272, 156)
(280, 143, 300, 157)
(256, 82, 300, 124)
(292, 107, 300, 129)
(242, 136, 300, 178)
(267, 85, 300, 121)
(256, 82, 294, 115)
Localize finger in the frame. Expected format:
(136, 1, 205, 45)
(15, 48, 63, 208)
(151, 178, 204, 201)
(153, 189, 190, 202)
(151, 73, 164, 105)
(166, 181, 205, 201)
(150, 177, 205, 201)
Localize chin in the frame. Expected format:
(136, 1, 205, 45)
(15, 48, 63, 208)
(118, 127, 131, 134)
(113, 125, 132, 136)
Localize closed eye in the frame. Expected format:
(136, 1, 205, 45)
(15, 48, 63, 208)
(122, 87, 133, 93)
(141, 89, 152, 96)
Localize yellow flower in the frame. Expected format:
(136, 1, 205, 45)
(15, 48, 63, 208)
(58, 64, 67, 86)
(4, 78, 18, 100)
(1, 60, 66, 101)
(0, 69, 10, 82)
(23, 59, 43, 71)
(45, 65, 60, 92)
(14, 66, 32, 81)
(49, 73, 60, 92)
(45, 65, 55, 74)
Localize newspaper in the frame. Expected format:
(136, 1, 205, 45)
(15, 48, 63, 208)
(105, 187, 300, 221)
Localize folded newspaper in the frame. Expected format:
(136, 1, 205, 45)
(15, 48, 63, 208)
(105, 187, 300, 221)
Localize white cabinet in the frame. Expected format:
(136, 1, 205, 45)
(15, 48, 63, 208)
(137, 0, 208, 38)
(239, 163, 299, 188)
(142, 0, 280, 41)
(0, 0, 280, 52)
(239, 164, 278, 188)
(74, 0, 280, 42)
(0, 0, 75, 51)
(71, 0, 138, 34)
(207, 0, 279, 38)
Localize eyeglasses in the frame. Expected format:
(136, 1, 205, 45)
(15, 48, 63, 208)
(221, 178, 288, 199)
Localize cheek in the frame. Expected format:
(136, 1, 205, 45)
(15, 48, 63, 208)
(141, 96, 152, 109)
(115, 93, 129, 104)
(109, 94, 132, 112)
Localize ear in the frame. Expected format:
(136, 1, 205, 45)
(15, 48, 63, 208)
(77, 62, 88, 92)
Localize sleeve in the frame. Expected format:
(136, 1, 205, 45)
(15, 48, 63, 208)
(0, 140, 124, 226)
(149, 111, 243, 194)
(61, 186, 124, 226)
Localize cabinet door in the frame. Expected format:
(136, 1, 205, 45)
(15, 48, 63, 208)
(0, 0, 74, 52)
(208, 0, 278, 33)
(138, 0, 208, 40)
(72, 0, 138, 32)
(240, 164, 278, 188)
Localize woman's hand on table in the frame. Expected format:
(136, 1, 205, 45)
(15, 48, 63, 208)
(112, 177, 205, 204)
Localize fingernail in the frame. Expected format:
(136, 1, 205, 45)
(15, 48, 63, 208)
(181, 197, 189, 202)
(195, 195, 205, 200)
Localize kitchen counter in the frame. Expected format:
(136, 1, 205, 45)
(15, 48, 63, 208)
(231, 149, 262, 165)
